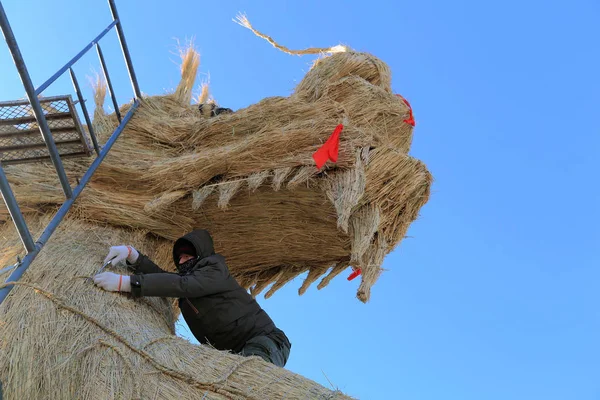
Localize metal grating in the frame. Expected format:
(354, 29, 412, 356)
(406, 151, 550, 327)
(0, 95, 92, 165)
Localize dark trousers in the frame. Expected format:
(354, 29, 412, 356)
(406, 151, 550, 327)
(240, 330, 291, 367)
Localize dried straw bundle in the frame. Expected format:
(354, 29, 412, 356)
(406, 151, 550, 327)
(1, 45, 431, 302)
(0, 217, 351, 399)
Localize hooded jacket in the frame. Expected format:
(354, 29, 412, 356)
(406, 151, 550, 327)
(129, 230, 289, 353)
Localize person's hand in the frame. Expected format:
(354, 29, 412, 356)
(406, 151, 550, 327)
(93, 272, 131, 292)
(103, 245, 139, 266)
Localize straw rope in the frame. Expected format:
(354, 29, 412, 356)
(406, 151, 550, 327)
(234, 14, 348, 56)
(78, 339, 140, 399)
(142, 336, 181, 350)
(144, 337, 257, 386)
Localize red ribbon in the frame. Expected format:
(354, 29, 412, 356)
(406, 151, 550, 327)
(312, 124, 344, 169)
(396, 94, 415, 127)
(347, 268, 362, 281)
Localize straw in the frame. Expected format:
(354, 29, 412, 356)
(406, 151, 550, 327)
(0, 44, 431, 304)
(0, 217, 353, 399)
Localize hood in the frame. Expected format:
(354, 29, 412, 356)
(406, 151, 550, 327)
(172, 229, 215, 266)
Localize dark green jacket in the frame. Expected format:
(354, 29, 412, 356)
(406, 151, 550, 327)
(128, 230, 287, 353)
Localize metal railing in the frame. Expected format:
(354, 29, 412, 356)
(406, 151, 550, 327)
(0, 96, 93, 164)
(0, 0, 141, 305)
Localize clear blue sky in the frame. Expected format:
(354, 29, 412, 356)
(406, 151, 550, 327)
(1, 1, 599, 399)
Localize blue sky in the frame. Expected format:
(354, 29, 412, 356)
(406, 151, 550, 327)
(1, 1, 599, 399)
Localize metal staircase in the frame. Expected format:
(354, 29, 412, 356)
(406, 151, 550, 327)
(0, 0, 141, 307)
(0, 95, 92, 165)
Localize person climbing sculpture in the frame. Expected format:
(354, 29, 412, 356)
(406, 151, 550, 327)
(92, 229, 291, 367)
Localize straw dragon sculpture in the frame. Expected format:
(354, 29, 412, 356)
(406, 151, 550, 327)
(1, 45, 432, 303)
(0, 23, 432, 399)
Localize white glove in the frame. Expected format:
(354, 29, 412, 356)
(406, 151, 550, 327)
(103, 245, 139, 266)
(93, 272, 131, 292)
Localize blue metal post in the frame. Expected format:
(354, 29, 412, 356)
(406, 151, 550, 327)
(0, 101, 139, 305)
(108, 0, 142, 99)
(0, 2, 73, 199)
(96, 43, 122, 123)
(0, 163, 35, 253)
(69, 68, 101, 155)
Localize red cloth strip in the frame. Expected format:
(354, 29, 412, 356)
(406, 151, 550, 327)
(347, 268, 362, 281)
(396, 94, 416, 127)
(313, 124, 344, 169)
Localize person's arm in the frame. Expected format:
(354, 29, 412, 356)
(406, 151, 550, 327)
(129, 263, 229, 298)
(127, 253, 167, 274)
